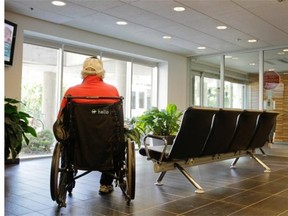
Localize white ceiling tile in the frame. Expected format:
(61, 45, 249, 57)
(5, 0, 288, 64)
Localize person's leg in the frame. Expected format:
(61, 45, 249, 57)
(99, 170, 114, 194)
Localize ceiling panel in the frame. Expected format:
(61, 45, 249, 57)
(4, 0, 288, 71)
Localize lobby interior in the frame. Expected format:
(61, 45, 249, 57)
(4, 1, 288, 215)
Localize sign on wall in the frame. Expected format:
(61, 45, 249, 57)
(264, 71, 280, 90)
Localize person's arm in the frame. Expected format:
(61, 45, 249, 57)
(57, 89, 72, 119)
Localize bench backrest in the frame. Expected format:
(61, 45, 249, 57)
(201, 109, 242, 156)
(167, 108, 278, 160)
(228, 110, 261, 151)
(247, 111, 278, 150)
(168, 107, 218, 159)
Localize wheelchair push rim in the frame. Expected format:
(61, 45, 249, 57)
(50, 142, 71, 207)
(121, 139, 136, 202)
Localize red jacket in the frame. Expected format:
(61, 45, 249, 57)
(58, 75, 119, 118)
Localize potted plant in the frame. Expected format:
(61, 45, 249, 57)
(135, 104, 183, 145)
(5, 97, 37, 163)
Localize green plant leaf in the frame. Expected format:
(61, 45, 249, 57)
(5, 97, 37, 160)
(135, 103, 183, 136)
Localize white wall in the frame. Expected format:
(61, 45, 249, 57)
(5, 11, 189, 111)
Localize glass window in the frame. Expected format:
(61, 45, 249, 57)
(20, 43, 157, 157)
(21, 43, 59, 157)
(131, 91, 136, 109)
(131, 63, 155, 117)
(224, 81, 245, 108)
(190, 55, 220, 107)
(203, 77, 220, 107)
(192, 74, 201, 106)
(21, 43, 158, 158)
(264, 48, 288, 145)
(191, 53, 259, 109)
(62, 52, 88, 96)
(224, 52, 259, 109)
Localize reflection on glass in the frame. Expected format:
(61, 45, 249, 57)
(264, 48, 288, 145)
(224, 51, 259, 109)
(191, 55, 220, 107)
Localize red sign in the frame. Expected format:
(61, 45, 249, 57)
(264, 71, 280, 90)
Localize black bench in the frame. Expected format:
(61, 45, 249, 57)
(140, 107, 278, 193)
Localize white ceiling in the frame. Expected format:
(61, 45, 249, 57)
(5, 0, 288, 72)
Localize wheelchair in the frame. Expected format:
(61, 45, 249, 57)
(50, 96, 135, 208)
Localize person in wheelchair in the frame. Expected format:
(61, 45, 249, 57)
(57, 56, 119, 194)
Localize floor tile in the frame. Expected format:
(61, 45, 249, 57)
(4, 144, 288, 216)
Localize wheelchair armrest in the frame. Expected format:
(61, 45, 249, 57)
(143, 134, 170, 162)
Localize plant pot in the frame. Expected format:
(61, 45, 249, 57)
(5, 158, 20, 165)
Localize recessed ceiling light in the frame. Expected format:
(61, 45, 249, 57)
(116, 21, 127, 25)
(173, 6, 186, 12)
(249, 63, 256, 66)
(197, 46, 206, 50)
(283, 48, 288, 52)
(163, 35, 172, 39)
(217, 26, 227, 30)
(225, 55, 232, 58)
(248, 39, 257, 43)
(51, 1, 66, 6)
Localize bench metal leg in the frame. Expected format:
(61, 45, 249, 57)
(155, 171, 166, 186)
(174, 163, 204, 194)
(259, 147, 266, 156)
(230, 157, 239, 169)
(248, 152, 271, 173)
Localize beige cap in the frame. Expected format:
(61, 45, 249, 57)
(81, 57, 105, 78)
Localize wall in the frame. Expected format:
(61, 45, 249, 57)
(4, 11, 188, 111)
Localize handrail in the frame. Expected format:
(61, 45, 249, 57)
(65, 95, 124, 100)
(143, 134, 168, 162)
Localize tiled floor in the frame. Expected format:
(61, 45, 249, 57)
(5, 144, 288, 216)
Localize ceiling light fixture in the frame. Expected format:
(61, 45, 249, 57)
(197, 46, 206, 50)
(283, 48, 288, 52)
(173, 6, 186, 12)
(51, 1, 66, 6)
(248, 39, 257, 43)
(217, 26, 227, 30)
(116, 21, 127, 25)
(249, 63, 256, 66)
(163, 35, 172, 39)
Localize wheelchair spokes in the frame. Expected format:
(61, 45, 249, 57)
(50, 142, 75, 208)
(119, 139, 135, 203)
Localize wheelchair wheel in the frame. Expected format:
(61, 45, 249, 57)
(50, 142, 71, 207)
(125, 139, 136, 202)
